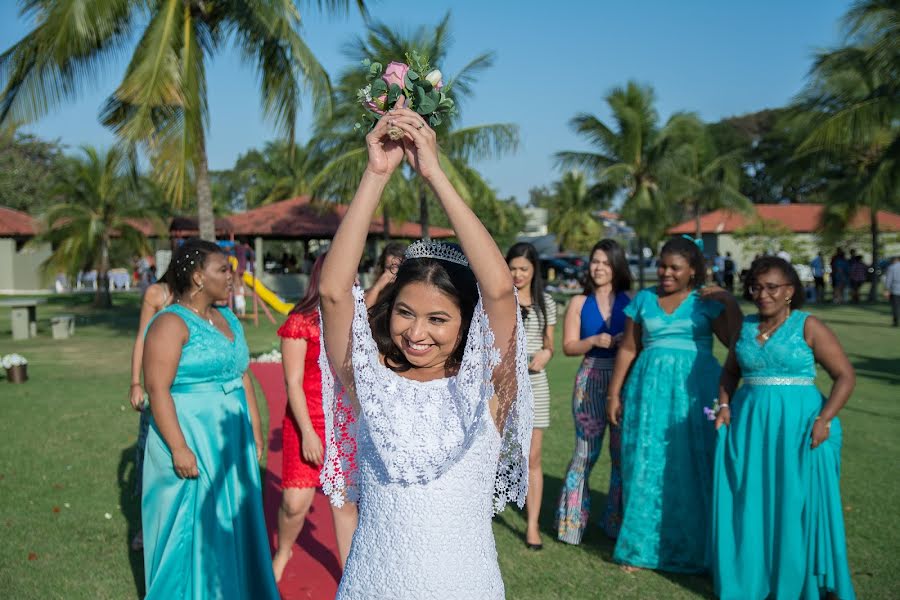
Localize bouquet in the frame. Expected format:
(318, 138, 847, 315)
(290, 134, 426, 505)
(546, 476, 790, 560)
(703, 398, 721, 421)
(1, 353, 28, 369)
(357, 51, 456, 140)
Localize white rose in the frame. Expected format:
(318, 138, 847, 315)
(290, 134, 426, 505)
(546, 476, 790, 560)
(424, 69, 443, 88)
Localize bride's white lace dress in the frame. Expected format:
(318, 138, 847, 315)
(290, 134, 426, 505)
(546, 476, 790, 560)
(319, 286, 532, 599)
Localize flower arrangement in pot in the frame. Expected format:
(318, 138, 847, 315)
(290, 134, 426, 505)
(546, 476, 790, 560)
(2, 353, 28, 383)
(356, 51, 456, 140)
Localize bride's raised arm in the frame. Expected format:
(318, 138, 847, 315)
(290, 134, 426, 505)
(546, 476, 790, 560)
(388, 110, 519, 424)
(318, 104, 406, 384)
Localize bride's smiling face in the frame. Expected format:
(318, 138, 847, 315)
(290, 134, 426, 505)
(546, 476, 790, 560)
(390, 281, 463, 372)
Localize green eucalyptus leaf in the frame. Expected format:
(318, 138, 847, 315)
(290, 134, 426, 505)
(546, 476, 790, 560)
(429, 114, 442, 127)
(371, 78, 387, 96)
(387, 83, 403, 105)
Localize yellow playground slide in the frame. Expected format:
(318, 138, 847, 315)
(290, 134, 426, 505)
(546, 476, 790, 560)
(228, 257, 294, 315)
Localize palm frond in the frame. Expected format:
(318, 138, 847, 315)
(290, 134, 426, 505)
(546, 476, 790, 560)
(0, 0, 139, 125)
(442, 123, 519, 162)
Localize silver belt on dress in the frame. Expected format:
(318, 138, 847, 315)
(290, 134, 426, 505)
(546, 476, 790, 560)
(743, 376, 815, 386)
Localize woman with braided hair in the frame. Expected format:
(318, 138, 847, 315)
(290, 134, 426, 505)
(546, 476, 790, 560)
(317, 98, 532, 599)
(141, 239, 277, 599)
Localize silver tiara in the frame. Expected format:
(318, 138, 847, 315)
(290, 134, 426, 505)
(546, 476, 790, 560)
(404, 240, 469, 267)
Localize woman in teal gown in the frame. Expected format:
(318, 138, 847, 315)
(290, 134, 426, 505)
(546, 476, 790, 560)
(713, 256, 856, 599)
(142, 239, 278, 599)
(606, 236, 741, 573)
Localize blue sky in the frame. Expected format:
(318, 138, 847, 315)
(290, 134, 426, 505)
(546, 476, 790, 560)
(0, 0, 851, 204)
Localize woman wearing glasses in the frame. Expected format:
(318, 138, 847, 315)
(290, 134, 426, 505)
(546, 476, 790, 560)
(712, 256, 856, 600)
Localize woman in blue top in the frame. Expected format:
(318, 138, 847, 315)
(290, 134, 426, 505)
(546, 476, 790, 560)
(606, 236, 741, 573)
(712, 257, 856, 599)
(142, 239, 278, 599)
(556, 239, 632, 544)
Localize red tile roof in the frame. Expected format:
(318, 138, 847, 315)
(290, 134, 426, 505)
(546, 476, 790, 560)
(668, 204, 900, 234)
(226, 196, 455, 239)
(0, 205, 38, 237)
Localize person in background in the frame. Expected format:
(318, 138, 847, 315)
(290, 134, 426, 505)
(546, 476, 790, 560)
(723, 252, 736, 293)
(712, 257, 856, 600)
(849, 252, 868, 304)
(506, 242, 557, 550)
(127, 266, 173, 551)
(364, 242, 407, 308)
(885, 256, 900, 327)
(556, 239, 632, 545)
(811, 252, 825, 303)
(272, 253, 358, 580)
(714, 252, 726, 287)
(233, 278, 247, 317)
(831, 249, 850, 304)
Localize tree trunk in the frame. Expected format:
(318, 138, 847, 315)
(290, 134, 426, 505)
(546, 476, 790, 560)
(637, 236, 646, 288)
(694, 201, 702, 240)
(868, 209, 879, 301)
(196, 142, 215, 242)
(419, 187, 430, 241)
(94, 236, 112, 308)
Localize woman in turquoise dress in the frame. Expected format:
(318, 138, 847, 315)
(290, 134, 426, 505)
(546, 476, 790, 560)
(142, 239, 278, 599)
(712, 256, 856, 599)
(606, 236, 741, 573)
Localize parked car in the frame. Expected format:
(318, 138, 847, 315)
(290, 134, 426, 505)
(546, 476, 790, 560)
(539, 257, 581, 283)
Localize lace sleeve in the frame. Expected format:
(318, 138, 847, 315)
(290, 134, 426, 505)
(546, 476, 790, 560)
(459, 288, 534, 514)
(318, 307, 360, 507)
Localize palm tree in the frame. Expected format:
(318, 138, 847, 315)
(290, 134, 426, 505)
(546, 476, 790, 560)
(37, 145, 162, 308)
(214, 140, 322, 210)
(535, 171, 604, 253)
(0, 0, 367, 241)
(794, 0, 900, 298)
(310, 13, 519, 239)
(556, 81, 682, 285)
(661, 113, 752, 239)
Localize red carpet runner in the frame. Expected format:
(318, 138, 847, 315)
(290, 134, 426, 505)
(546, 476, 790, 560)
(251, 362, 341, 600)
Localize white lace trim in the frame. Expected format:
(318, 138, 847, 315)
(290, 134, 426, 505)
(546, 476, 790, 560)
(319, 284, 532, 513)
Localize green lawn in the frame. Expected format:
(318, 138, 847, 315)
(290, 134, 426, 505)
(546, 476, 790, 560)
(0, 293, 897, 599)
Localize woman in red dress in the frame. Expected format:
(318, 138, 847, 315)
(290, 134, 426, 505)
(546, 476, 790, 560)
(272, 253, 358, 582)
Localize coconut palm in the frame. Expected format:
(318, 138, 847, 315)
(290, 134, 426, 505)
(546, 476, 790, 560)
(214, 140, 323, 210)
(0, 0, 367, 241)
(661, 113, 752, 239)
(794, 0, 900, 298)
(535, 171, 604, 253)
(557, 81, 684, 285)
(37, 145, 162, 308)
(310, 13, 519, 239)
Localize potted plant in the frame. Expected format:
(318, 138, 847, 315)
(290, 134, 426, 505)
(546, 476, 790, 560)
(2, 353, 28, 383)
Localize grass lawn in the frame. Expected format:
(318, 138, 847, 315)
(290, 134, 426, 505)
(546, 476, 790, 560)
(0, 292, 898, 599)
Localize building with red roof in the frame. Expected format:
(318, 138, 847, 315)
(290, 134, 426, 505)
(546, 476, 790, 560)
(666, 203, 900, 273)
(0, 205, 52, 293)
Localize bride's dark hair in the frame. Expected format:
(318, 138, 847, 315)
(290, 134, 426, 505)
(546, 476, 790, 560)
(369, 257, 478, 372)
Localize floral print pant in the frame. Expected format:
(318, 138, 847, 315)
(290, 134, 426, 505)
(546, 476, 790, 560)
(555, 357, 622, 543)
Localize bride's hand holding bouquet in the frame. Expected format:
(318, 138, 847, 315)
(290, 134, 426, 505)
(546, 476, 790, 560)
(364, 97, 407, 178)
(387, 107, 442, 181)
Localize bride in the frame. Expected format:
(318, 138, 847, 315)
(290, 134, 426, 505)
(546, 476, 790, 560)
(317, 100, 532, 599)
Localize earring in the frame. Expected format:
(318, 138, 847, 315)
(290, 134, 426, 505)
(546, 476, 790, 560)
(786, 297, 792, 303)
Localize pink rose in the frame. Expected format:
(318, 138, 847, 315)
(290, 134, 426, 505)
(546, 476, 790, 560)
(382, 61, 409, 90)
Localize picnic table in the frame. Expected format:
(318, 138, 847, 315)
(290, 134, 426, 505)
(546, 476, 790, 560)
(0, 298, 46, 340)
